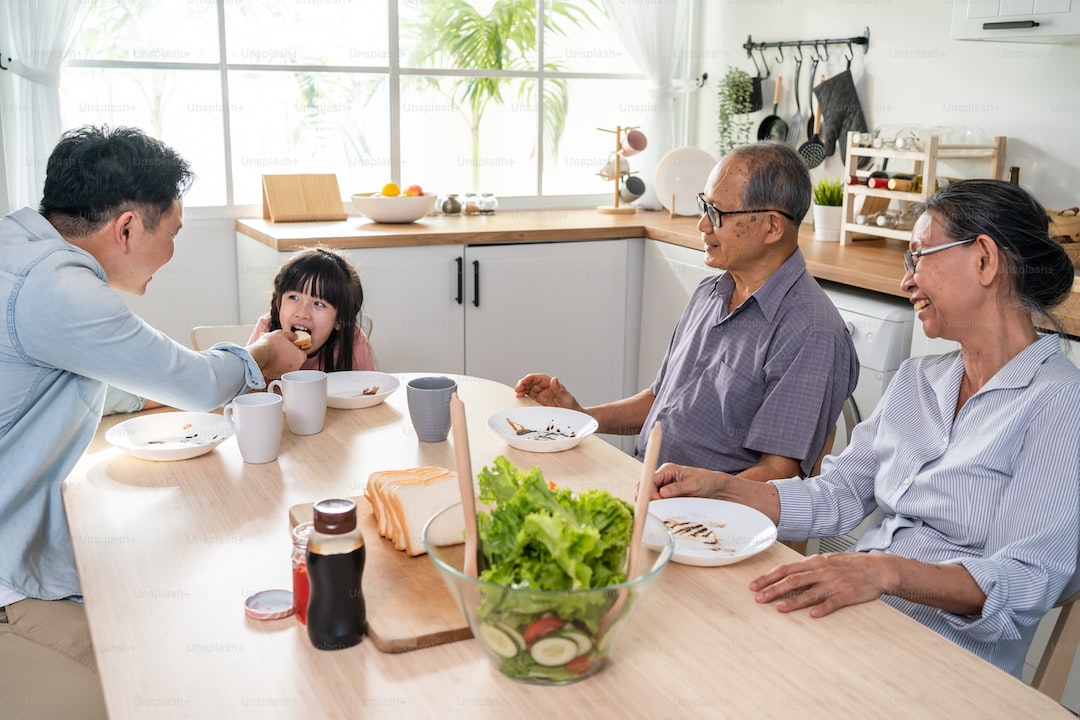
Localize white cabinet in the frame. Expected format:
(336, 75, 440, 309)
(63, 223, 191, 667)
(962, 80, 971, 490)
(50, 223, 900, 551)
(236, 235, 639, 409)
(637, 241, 718, 390)
(951, 0, 1080, 42)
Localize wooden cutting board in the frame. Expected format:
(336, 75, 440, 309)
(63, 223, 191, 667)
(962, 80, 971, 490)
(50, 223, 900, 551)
(289, 496, 472, 653)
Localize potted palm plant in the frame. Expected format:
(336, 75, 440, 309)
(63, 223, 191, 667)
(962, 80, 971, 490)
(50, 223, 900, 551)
(812, 177, 844, 242)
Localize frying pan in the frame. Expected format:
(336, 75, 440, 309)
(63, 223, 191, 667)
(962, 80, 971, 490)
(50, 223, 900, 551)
(757, 76, 787, 141)
(799, 102, 825, 169)
(785, 57, 803, 145)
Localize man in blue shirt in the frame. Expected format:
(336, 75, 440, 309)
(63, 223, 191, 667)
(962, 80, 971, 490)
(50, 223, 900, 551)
(517, 142, 858, 482)
(0, 126, 305, 717)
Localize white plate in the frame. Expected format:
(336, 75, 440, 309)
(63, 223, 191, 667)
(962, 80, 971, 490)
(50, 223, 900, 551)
(653, 147, 716, 216)
(647, 498, 776, 567)
(486, 407, 599, 453)
(326, 371, 400, 409)
(105, 412, 233, 462)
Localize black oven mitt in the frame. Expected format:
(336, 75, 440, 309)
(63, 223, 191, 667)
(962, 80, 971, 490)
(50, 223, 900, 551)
(813, 70, 871, 168)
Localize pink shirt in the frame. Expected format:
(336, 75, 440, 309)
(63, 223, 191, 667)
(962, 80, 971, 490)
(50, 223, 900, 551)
(249, 315, 375, 371)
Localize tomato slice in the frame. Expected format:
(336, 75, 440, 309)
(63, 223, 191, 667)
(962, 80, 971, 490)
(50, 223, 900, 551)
(523, 616, 565, 646)
(565, 653, 590, 674)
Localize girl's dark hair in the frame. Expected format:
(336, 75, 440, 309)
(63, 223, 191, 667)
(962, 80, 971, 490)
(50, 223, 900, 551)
(40, 125, 194, 236)
(917, 179, 1075, 331)
(268, 248, 366, 372)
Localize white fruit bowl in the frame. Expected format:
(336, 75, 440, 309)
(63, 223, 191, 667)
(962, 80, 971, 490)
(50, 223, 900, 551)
(351, 192, 437, 223)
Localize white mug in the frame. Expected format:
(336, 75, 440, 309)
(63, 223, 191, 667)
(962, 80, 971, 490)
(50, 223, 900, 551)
(224, 392, 283, 464)
(267, 370, 327, 436)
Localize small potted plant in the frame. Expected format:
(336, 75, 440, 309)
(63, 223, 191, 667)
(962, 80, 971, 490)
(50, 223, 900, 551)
(812, 177, 844, 242)
(717, 67, 759, 157)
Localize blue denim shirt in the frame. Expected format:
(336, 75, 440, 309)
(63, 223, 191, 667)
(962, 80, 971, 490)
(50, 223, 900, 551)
(0, 208, 265, 600)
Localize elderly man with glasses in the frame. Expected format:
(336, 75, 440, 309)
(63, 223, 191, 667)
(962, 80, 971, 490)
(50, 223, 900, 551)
(517, 141, 858, 481)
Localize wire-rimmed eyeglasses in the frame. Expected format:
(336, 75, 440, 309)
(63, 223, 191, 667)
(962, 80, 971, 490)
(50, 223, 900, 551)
(903, 238, 976, 275)
(696, 193, 796, 229)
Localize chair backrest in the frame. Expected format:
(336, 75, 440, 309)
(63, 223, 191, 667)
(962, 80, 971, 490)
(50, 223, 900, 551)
(1031, 570, 1080, 702)
(191, 324, 253, 351)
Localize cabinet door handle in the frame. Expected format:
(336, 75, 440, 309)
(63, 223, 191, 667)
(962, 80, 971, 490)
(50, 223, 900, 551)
(982, 20, 1039, 30)
(455, 256, 464, 304)
(472, 260, 480, 307)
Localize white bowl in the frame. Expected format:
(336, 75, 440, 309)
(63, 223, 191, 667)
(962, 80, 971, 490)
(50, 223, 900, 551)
(326, 371, 400, 409)
(351, 192, 437, 223)
(105, 411, 233, 462)
(486, 407, 599, 453)
(653, 147, 716, 216)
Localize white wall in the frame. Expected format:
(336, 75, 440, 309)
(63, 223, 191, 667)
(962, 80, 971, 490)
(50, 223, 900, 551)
(691, 1, 1080, 208)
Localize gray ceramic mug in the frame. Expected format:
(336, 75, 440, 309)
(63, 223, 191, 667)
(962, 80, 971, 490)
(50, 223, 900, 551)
(406, 376, 457, 442)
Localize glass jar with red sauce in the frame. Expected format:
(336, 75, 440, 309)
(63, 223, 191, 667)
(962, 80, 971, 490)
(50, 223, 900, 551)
(291, 521, 314, 624)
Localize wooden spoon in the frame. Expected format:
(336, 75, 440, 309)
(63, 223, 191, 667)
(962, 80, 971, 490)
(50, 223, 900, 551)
(450, 393, 481, 578)
(626, 421, 662, 579)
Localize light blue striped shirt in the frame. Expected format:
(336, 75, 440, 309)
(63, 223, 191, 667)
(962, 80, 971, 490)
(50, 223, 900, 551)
(773, 334, 1080, 676)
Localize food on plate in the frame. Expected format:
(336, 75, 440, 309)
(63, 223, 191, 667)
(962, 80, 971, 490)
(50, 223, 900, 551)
(380, 182, 400, 197)
(361, 386, 379, 396)
(292, 329, 312, 350)
(663, 518, 720, 546)
(403, 184, 423, 197)
(473, 456, 633, 682)
(365, 467, 458, 556)
(505, 417, 578, 440)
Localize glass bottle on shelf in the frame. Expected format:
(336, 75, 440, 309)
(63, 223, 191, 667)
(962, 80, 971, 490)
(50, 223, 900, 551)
(463, 193, 481, 216)
(441, 193, 462, 215)
(478, 192, 498, 215)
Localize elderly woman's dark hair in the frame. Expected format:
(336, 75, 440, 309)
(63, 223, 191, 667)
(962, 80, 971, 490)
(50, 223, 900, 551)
(40, 125, 194, 237)
(729, 141, 812, 225)
(917, 179, 1075, 328)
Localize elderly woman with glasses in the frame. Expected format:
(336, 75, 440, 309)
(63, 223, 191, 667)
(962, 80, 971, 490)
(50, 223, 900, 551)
(652, 178, 1080, 677)
(516, 141, 857, 482)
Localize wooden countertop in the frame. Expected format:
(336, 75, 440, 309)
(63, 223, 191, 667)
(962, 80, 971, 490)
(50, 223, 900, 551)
(64, 375, 1071, 718)
(237, 210, 1080, 336)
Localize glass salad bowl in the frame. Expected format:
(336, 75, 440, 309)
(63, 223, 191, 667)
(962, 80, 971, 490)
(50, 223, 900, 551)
(423, 503, 675, 685)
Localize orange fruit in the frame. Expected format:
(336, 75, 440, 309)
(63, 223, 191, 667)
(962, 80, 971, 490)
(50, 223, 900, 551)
(380, 182, 400, 197)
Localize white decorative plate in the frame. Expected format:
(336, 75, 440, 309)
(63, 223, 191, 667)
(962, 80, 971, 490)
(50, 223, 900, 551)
(326, 371, 400, 409)
(653, 147, 716, 216)
(105, 412, 233, 462)
(647, 498, 777, 567)
(486, 407, 599, 453)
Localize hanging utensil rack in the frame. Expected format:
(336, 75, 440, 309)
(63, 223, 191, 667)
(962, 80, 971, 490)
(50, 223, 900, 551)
(742, 27, 870, 75)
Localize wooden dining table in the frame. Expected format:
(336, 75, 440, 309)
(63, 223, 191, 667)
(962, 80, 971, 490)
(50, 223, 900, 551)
(63, 374, 1069, 718)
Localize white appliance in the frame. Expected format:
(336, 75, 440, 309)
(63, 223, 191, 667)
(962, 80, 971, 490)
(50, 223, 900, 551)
(807, 281, 914, 554)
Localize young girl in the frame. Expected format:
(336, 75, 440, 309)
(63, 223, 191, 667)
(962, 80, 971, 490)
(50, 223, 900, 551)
(248, 248, 375, 372)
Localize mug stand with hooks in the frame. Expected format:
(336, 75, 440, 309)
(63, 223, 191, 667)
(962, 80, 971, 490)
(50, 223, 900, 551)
(596, 125, 639, 215)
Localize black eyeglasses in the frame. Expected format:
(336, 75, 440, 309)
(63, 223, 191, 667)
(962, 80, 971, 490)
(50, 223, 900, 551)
(696, 193, 796, 229)
(903, 238, 976, 275)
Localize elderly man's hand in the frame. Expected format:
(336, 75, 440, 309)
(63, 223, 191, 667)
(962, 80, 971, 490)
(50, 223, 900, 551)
(514, 373, 584, 411)
(246, 330, 306, 382)
(749, 553, 893, 618)
(651, 462, 731, 500)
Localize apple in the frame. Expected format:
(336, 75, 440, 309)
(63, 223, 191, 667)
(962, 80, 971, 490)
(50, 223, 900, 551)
(404, 184, 423, 197)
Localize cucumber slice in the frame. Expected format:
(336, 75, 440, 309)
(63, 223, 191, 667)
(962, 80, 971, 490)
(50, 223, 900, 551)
(478, 623, 521, 659)
(560, 629, 594, 656)
(529, 636, 580, 667)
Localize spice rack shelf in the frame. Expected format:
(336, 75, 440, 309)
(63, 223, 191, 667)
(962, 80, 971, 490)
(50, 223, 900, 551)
(839, 132, 1006, 245)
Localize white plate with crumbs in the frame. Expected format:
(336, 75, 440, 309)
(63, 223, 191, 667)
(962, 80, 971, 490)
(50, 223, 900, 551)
(105, 412, 233, 462)
(486, 407, 598, 453)
(326, 371, 400, 409)
(647, 498, 776, 567)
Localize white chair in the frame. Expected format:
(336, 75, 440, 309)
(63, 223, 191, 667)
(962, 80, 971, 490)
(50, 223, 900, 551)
(190, 324, 253, 351)
(1032, 569, 1080, 703)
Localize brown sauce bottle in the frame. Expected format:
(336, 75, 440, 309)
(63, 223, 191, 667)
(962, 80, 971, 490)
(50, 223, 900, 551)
(306, 498, 366, 651)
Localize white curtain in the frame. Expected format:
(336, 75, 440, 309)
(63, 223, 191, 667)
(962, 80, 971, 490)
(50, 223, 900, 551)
(602, 0, 694, 210)
(0, 0, 85, 214)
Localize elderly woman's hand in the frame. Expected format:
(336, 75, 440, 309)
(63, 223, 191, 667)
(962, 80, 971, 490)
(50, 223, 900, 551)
(749, 553, 895, 618)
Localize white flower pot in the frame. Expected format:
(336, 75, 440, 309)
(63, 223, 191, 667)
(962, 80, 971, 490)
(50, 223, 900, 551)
(812, 204, 842, 242)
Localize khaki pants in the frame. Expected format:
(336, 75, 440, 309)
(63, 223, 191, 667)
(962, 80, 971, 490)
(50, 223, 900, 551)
(0, 598, 108, 719)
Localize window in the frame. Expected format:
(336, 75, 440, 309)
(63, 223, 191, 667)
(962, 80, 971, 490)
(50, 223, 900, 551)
(62, 0, 650, 210)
